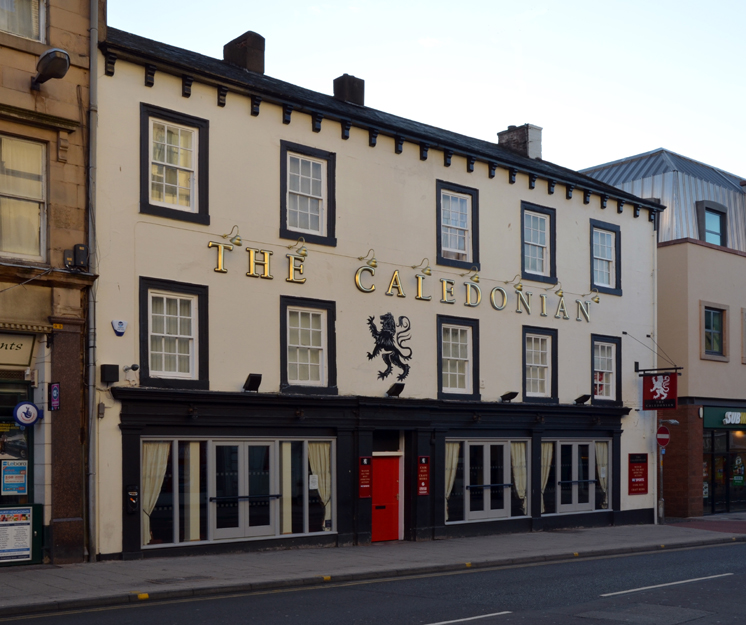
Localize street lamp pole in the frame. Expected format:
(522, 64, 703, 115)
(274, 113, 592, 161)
(657, 419, 679, 525)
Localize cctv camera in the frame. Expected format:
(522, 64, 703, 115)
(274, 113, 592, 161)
(124, 364, 139, 372)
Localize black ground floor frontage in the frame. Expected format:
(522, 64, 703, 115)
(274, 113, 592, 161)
(111, 387, 653, 560)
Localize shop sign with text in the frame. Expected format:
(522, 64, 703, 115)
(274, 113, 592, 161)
(642, 373, 677, 410)
(0, 334, 35, 367)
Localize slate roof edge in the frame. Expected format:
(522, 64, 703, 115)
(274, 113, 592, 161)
(101, 28, 665, 212)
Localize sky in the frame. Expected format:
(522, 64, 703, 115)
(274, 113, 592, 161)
(109, 0, 746, 176)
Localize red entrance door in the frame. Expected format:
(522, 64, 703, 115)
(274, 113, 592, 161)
(372, 457, 399, 542)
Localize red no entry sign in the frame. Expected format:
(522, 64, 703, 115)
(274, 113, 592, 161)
(656, 426, 671, 447)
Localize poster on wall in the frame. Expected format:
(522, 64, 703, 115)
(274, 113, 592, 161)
(418, 456, 430, 496)
(0, 508, 32, 562)
(628, 454, 648, 495)
(1, 461, 27, 496)
(359, 457, 372, 498)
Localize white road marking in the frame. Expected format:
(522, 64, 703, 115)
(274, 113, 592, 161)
(600, 572, 733, 597)
(423, 611, 512, 625)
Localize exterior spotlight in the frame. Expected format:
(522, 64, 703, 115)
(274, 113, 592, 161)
(386, 383, 405, 397)
(243, 373, 262, 392)
(222, 225, 242, 247)
(358, 248, 377, 268)
(574, 394, 591, 405)
(515, 282, 523, 292)
(500, 391, 519, 403)
(411, 258, 432, 276)
(31, 48, 70, 91)
(592, 294, 600, 304)
(553, 282, 564, 297)
(460, 266, 480, 283)
(287, 237, 308, 257)
(123, 364, 140, 372)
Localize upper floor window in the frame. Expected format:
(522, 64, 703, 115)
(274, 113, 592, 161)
(437, 315, 480, 400)
(521, 202, 555, 284)
(592, 335, 621, 404)
(590, 219, 622, 296)
(704, 307, 724, 355)
(0, 0, 43, 41)
(523, 326, 557, 402)
(280, 142, 336, 247)
(140, 104, 209, 225)
(139, 277, 209, 389)
(700, 300, 729, 363)
(696, 200, 728, 247)
(0, 135, 45, 261)
(436, 181, 479, 270)
(280, 296, 337, 394)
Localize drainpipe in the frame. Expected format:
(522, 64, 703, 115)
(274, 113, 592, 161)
(86, 0, 99, 562)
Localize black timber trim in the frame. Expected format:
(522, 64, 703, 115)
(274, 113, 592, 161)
(279, 295, 338, 395)
(100, 31, 664, 217)
(521, 202, 557, 285)
(589, 219, 622, 297)
(139, 103, 210, 225)
(138, 277, 209, 390)
(279, 141, 337, 247)
(590, 334, 623, 407)
(522, 325, 558, 404)
(695, 200, 728, 247)
(435, 180, 480, 271)
(437, 315, 481, 402)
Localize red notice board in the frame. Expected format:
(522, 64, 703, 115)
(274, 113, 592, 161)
(417, 456, 430, 496)
(629, 453, 648, 495)
(359, 457, 372, 498)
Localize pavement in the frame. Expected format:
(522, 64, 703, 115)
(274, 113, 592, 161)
(2, 515, 746, 618)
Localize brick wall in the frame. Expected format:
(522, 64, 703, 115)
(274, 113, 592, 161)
(660, 404, 703, 518)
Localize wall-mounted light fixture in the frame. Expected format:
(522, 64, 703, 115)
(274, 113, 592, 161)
(460, 266, 480, 283)
(221, 225, 242, 246)
(31, 48, 70, 91)
(123, 364, 140, 373)
(503, 273, 522, 291)
(286, 237, 308, 257)
(386, 382, 405, 397)
(358, 249, 377, 268)
(243, 374, 262, 392)
(411, 258, 432, 276)
(500, 391, 519, 403)
(574, 394, 591, 405)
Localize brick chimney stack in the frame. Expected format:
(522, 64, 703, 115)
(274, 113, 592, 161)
(224, 31, 265, 74)
(497, 124, 542, 159)
(333, 74, 364, 106)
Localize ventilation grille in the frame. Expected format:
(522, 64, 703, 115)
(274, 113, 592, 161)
(0, 370, 26, 381)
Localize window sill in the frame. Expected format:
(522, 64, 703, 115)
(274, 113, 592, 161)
(279, 227, 336, 247)
(139, 377, 209, 390)
(436, 255, 479, 271)
(701, 352, 729, 363)
(591, 398, 623, 407)
(521, 272, 556, 286)
(141, 203, 210, 225)
(522, 396, 558, 404)
(280, 384, 338, 396)
(592, 285, 623, 297)
(439, 391, 481, 401)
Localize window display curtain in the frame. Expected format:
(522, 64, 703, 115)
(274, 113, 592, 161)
(444, 442, 460, 521)
(595, 441, 609, 509)
(540, 442, 554, 513)
(142, 441, 171, 545)
(0, 0, 40, 40)
(510, 442, 527, 515)
(308, 442, 332, 530)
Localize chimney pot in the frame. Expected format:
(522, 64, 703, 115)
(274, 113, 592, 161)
(497, 123, 542, 159)
(224, 31, 265, 74)
(333, 74, 364, 106)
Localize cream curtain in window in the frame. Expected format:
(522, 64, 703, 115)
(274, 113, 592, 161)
(308, 442, 332, 530)
(0, 0, 40, 41)
(142, 441, 171, 545)
(595, 441, 609, 509)
(510, 442, 527, 515)
(540, 442, 554, 513)
(445, 442, 460, 521)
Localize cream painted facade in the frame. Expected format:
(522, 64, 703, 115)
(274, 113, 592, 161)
(93, 28, 662, 558)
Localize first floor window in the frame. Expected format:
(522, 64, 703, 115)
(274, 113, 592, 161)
(0, 0, 42, 41)
(593, 343, 614, 399)
(441, 325, 470, 392)
(525, 334, 549, 396)
(0, 135, 44, 260)
(149, 291, 195, 378)
(287, 308, 325, 385)
(445, 439, 529, 523)
(541, 440, 609, 514)
(705, 307, 724, 355)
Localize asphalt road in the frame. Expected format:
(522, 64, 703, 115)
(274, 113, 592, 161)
(9, 543, 746, 625)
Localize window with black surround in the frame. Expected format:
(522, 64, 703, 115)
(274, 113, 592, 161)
(140, 103, 209, 225)
(522, 326, 557, 403)
(696, 200, 728, 247)
(280, 141, 336, 247)
(521, 202, 555, 284)
(591, 334, 622, 405)
(139, 277, 209, 389)
(590, 219, 622, 296)
(280, 296, 337, 394)
(437, 315, 480, 400)
(436, 180, 479, 270)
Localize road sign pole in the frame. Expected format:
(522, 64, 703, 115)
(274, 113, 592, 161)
(658, 443, 664, 524)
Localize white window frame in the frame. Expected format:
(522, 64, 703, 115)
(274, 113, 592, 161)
(148, 117, 198, 213)
(0, 0, 45, 42)
(523, 210, 549, 276)
(440, 190, 471, 262)
(286, 151, 326, 237)
(286, 307, 327, 387)
(0, 134, 46, 262)
(525, 333, 550, 397)
(441, 324, 472, 394)
(593, 342, 615, 400)
(592, 228, 615, 288)
(148, 290, 197, 380)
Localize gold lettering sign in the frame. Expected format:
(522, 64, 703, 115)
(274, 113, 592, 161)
(464, 282, 481, 307)
(539, 293, 547, 317)
(490, 287, 507, 310)
(286, 254, 306, 284)
(515, 290, 532, 314)
(555, 297, 569, 320)
(415, 274, 431, 301)
(208, 241, 233, 273)
(355, 266, 376, 293)
(246, 248, 273, 279)
(386, 270, 406, 298)
(440, 278, 455, 304)
(576, 299, 591, 322)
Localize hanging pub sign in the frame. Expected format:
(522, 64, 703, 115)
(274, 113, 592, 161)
(642, 373, 678, 410)
(359, 457, 372, 498)
(417, 456, 430, 496)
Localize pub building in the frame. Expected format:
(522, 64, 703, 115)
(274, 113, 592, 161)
(92, 24, 664, 559)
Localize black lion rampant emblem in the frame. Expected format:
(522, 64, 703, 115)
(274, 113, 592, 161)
(367, 313, 412, 381)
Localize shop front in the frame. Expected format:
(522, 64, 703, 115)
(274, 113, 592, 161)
(703, 407, 746, 514)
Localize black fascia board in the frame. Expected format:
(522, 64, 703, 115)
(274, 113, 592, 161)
(102, 28, 665, 214)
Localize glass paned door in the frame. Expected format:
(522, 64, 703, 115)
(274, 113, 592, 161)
(467, 443, 509, 519)
(557, 443, 595, 513)
(212, 443, 275, 539)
